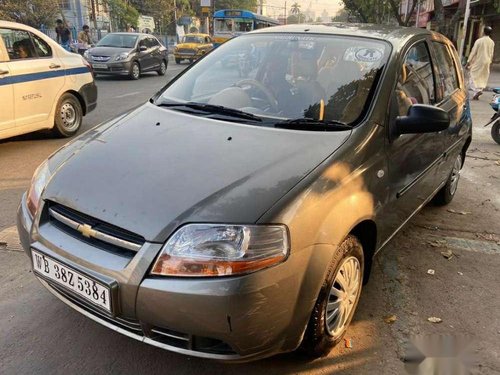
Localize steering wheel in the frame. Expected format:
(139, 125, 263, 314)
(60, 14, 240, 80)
(235, 79, 279, 112)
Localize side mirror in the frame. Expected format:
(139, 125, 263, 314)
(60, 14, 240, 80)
(395, 104, 450, 135)
(139, 45, 148, 52)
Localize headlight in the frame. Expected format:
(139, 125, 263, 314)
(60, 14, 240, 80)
(83, 50, 90, 59)
(26, 161, 52, 218)
(115, 52, 130, 61)
(151, 224, 289, 277)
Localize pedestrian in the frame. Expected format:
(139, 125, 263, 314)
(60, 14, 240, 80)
(77, 25, 93, 55)
(127, 24, 135, 33)
(466, 26, 495, 100)
(55, 19, 73, 52)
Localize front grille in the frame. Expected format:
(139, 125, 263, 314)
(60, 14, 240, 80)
(46, 279, 143, 335)
(91, 55, 111, 62)
(150, 326, 237, 355)
(47, 202, 145, 257)
(177, 48, 195, 55)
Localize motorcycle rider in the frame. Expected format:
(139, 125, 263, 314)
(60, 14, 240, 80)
(77, 25, 93, 55)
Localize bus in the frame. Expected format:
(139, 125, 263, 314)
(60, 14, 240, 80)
(213, 9, 280, 47)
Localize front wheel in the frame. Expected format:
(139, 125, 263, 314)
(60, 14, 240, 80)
(433, 153, 462, 206)
(492, 121, 500, 145)
(157, 60, 167, 76)
(300, 235, 364, 358)
(52, 93, 83, 138)
(129, 62, 140, 80)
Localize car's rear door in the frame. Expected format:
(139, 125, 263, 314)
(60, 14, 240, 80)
(383, 39, 444, 238)
(0, 31, 15, 134)
(429, 39, 468, 183)
(2, 28, 65, 128)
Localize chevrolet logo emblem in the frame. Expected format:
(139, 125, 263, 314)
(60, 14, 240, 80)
(78, 224, 97, 238)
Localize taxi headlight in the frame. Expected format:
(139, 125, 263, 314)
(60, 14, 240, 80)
(27, 161, 52, 218)
(151, 224, 289, 277)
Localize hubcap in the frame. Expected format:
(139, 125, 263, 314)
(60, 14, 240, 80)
(449, 155, 462, 196)
(60, 102, 78, 131)
(133, 64, 139, 78)
(325, 256, 361, 337)
(161, 62, 166, 73)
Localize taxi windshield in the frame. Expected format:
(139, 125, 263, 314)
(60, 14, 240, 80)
(97, 34, 138, 48)
(182, 36, 204, 44)
(158, 33, 389, 125)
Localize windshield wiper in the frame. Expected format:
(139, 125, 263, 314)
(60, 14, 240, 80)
(274, 118, 351, 131)
(156, 101, 262, 122)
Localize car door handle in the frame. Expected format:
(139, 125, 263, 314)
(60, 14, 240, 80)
(0, 69, 9, 76)
(49, 63, 61, 69)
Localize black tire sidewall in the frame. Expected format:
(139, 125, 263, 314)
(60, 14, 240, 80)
(301, 235, 364, 357)
(492, 121, 500, 145)
(158, 60, 167, 75)
(53, 93, 82, 138)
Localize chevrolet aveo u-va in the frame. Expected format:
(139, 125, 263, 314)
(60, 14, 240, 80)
(0, 21, 96, 140)
(17, 24, 471, 361)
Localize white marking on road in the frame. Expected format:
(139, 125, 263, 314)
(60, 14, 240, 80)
(115, 91, 141, 99)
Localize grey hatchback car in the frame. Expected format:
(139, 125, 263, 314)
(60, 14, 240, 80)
(18, 24, 471, 361)
(84, 32, 168, 79)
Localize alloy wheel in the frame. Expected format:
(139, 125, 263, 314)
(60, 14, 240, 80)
(325, 256, 362, 337)
(449, 154, 462, 196)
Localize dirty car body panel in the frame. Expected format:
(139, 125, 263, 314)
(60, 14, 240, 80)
(17, 23, 471, 361)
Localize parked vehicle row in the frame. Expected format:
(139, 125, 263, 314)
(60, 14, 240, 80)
(18, 24, 472, 362)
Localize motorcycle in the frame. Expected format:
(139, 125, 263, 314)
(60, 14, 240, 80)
(485, 88, 500, 145)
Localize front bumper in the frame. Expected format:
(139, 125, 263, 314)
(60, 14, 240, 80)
(16, 197, 332, 361)
(91, 60, 133, 76)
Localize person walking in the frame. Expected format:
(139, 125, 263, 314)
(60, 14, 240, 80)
(77, 25, 93, 55)
(55, 19, 73, 52)
(466, 26, 495, 100)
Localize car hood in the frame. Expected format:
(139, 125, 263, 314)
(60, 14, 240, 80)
(43, 104, 351, 243)
(89, 46, 133, 56)
(176, 43, 202, 49)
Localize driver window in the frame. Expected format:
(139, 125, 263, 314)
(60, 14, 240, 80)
(396, 42, 435, 116)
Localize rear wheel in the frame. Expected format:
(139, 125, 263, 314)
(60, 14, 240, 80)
(129, 62, 140, 80)
(157, 60, 167, 76)
(175, 58, 181, 64)
(300, 235, 364, 358)
(53, 93, 83, 138)
(433, 153, 462, 205)
(492, 121, 500, 145)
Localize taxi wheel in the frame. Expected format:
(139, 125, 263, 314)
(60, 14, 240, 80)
(129, 62, 140, 80)
(157, 60, 167, 76)
(53, 93, 83, 138)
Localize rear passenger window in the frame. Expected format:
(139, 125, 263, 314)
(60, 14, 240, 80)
(396, 42, 435, 116)
(432, 42, 459, 98)
(31, 34, 52, 57)
(0, 28, 37, 60)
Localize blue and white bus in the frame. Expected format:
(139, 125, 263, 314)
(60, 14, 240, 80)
(213, 9, 279, 47)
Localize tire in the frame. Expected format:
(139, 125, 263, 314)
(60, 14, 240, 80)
(189, 58, 194, 63)
(175, 58, 181, 64)
(433, 153, 462, 206)
(157, 60, 167, 76)
(300, 235, 364, 358)
(129, 62, 140, 80)
(492, 121, 500, 145)
(52, 93, 83, 138)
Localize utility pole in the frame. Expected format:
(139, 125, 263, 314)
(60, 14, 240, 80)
(458, 0, 471, 61)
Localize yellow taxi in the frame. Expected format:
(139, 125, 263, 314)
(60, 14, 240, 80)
(174, 33, 214, 64)
(0, 21, 96, 140)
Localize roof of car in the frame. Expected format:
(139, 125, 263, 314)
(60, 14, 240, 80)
(107, 32, 154, 37)
(251, 23, 444, 49)
(184, 33, 210, 37)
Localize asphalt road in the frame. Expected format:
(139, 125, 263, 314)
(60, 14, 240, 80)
(0, 66, 499, 374)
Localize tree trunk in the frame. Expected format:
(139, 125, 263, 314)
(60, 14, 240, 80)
(434, 0, 445, 33)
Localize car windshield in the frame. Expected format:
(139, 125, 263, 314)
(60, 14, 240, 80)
(97, 34, 138, 48)
(182, 36, 204, 44)
(158, 33, 389, 126)
(214, 19, 233, 33)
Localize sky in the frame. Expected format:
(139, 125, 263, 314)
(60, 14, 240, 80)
(264, 0, 344, 20)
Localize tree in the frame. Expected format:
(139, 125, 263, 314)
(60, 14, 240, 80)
(214, 0, 258, 12)
(341, 0, 420, 26)
(105, 0, 140, 31)
(0, 0, 61, 28)
(290, 2, 301, 16)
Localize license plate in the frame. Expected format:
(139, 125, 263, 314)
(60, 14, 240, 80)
(92, 63, 108, 69)
(32, 250, 111, 312)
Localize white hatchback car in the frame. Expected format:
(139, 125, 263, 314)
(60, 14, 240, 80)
(0, 21, 97, 140)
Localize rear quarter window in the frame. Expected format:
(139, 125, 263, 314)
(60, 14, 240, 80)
(432, 42, 459, 98)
